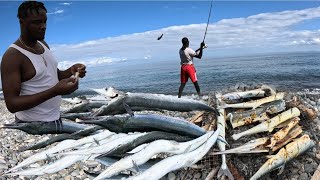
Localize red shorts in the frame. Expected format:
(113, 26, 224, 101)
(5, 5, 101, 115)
(180, 64, 197, 83)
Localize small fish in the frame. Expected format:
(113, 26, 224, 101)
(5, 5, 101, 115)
(157, 33, 163, 40)
(266, 117, 300, 148)
(250, 134, 315, 180)
(222, 93, 285, 109)
(232, 107, 300, 140)
(222, 89, 265, 101)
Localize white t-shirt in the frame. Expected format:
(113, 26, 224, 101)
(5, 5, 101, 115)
(179, 47, 198, 65)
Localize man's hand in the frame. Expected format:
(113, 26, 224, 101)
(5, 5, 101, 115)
(53, 77, 79, 95)
(70, 63, 86, 78)
(201, 41, 206, 48)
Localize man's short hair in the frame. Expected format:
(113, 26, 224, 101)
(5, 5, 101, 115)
(182, 37, 189, 45)
(17, 1, 47, 19)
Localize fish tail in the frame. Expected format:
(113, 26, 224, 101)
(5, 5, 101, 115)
(217, 166, 234, 180)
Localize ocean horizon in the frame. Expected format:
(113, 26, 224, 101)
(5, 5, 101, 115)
(1, 51, 320, 98)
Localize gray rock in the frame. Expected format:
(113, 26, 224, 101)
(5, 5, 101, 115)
(168, 172, 176, 180)
(298, 173, 309, 180)
(193, 172, 201, 179)
(304, 164, 314, 173)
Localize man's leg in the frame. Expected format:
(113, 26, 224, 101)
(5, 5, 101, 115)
(178, 83, 186, 98)
(193, 81, 201, 97)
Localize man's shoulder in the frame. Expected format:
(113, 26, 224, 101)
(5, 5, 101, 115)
(2, 46, 25, 65)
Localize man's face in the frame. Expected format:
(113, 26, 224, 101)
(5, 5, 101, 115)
(21, 8, 47, 40)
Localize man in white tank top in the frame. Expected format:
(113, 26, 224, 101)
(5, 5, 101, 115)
(1, 1, 86, 122)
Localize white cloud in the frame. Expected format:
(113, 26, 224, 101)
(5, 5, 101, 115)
(47, 10, 64, 15)
(52, 6, 320, 67)
(59, 2, 72, 6)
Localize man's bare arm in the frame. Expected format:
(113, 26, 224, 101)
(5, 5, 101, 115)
(1, 49, 77, 113)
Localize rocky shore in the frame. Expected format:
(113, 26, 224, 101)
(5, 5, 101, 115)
(0, 86, 319, 180)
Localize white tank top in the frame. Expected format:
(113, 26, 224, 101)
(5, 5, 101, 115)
(10, 42, 61, 122)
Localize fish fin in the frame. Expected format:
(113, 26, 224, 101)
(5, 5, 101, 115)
(218, 136, 230, 147)
(93, 138, 100, 145)
(91, 105, 106, 117)
(123, 102, 134, 117)
(217, 166, 234, 180)
(45, 153, 52, 162)
(277, 164, 285, 175)
(132, 160, 140, 173)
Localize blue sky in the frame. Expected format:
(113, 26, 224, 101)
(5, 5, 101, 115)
(1, 1, 320, 69)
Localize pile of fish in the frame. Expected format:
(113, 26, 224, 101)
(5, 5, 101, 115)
(1, 86, 317, 179)
(1, 87, 224, 179)
(208, 87, 317, 180)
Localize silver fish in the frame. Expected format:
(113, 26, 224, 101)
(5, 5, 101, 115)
(0, 119, 89, 135)
(222, 89, 265, 101)
(78, 113, 206, 138)
(215, 94, 234, 180)
(92, 91, 219, 116)
(93, 131, 214, 179)
(127, 127, 221, 180)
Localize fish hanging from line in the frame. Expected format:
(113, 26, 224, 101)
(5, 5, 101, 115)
(157, 33, 163, 40)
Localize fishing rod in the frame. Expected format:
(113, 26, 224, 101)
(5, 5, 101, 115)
(202, 0, 213, 48)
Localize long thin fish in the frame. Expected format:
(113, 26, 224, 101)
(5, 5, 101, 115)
(93, 131, 214, 179)
(23, 125, 103, 151)
(78, 113, 206, 138)
(216, 94, 234, 180)
(250, 134, 315, 180)
(59, 133, 146, 156)
(92, 92, 219, 116)
(0, 119, 89, 135)
(101, 131, 192, 158)
(232, 107, 300, 140)
(126, 127, 221, 180)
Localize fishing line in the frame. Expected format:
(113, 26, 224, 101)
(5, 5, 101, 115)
(203, 0, 214, 42)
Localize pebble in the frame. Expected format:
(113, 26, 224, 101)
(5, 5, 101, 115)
(298, 173, 309, 180)
(168, 172, 176, 180)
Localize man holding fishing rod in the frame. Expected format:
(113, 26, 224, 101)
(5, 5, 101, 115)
(178, 1, 212, 98)
(178, 38, 206, 98)
(1, 1, 86, 123)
